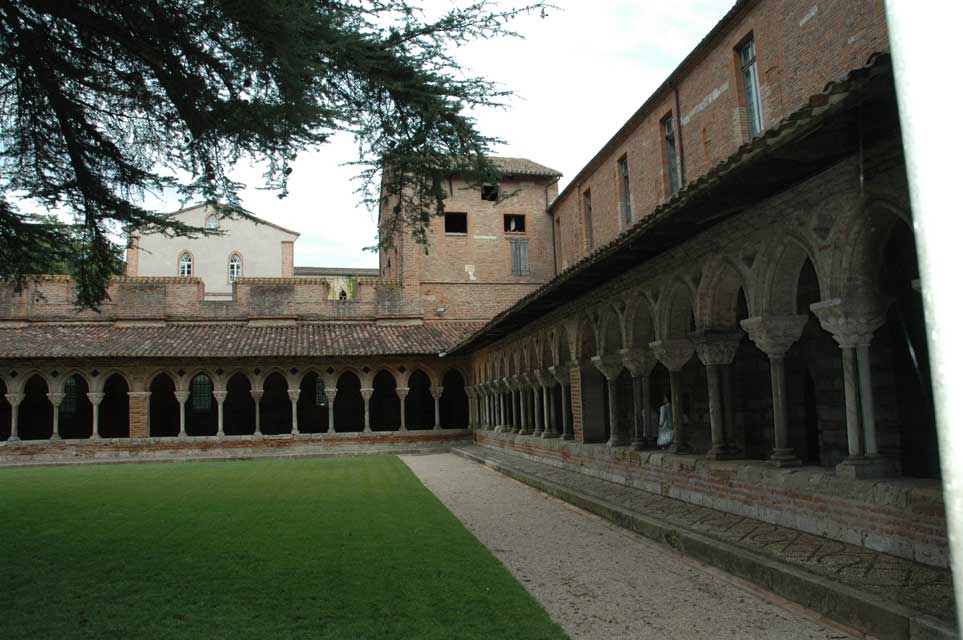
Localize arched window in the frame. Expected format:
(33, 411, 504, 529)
(178, 252, 192, 276)
(229, 253, 242, 282)
(338, 289, 348, 301)
(205, 214, 218, 230)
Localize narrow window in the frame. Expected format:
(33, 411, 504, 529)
(316, 377, 327, 407)
(444, 212, 467, 234)
(740, 38, 763, 137)
(61, 376, 78, 415)
(481, 184, 499, 202)
(510, 238, 529, 276)
(503, 214, 526, 233)
(662, 115, 680, 195)
(205, 214, 218, 230)
(191, 375, 213, 412)
(178, 252, 192, 277)
(229, 253, 242, 282)
(582, 190, 594, 250)
(619, 156, 632, 225)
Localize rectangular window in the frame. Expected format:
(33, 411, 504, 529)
(191, 375, 212, 412)
(618, 156, 632, 225)
(510, 238, 529, 276)
(503, 214, 526, 233)
(481, 184, 499, 201)
(61, 377, 78, 415)
(444, 212, 467, 234)
(662, 115, 680, 195)
(315, 378, 327, 407)
(582, 190, 594, 250)
(740, 38, 763, 137)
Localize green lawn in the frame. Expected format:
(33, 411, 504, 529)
(0, 456, 568, 639)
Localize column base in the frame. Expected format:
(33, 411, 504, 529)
(433, 425, 441, 431)
(90, 434, 101, 440)
(768, 448, 801, 467)
(835, 455, 899, 479)
(706, 445, 741, 460)
(541, 431, 560, 439)
(533, 429, 544, 437)
(50, 433, 62, 441)
(6, 435, 20, 443)
(667, 442, 691, 454)
(562, 433, 575, 441)
(607, 435, 630, 448)
(520, 428, 533, 436)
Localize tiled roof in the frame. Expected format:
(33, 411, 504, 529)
(0, 322, 484, 360)
(491, 157, 562, 178)
(293, 266, 381, 277)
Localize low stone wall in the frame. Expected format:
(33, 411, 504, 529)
(476, 431, 948, 568)
(0, 431, 471, 466)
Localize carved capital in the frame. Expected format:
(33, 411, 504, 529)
(430, 386, 444, 400)
(548, 364, 572, 387)
(4, 392, 24, 407)
(740, 315, 808, 357)
(86, 392, 105, 406)
(211, 390, 227, 403)
(395, 386, 410, 400)
(810, 298, 888, 348)
(689, 330, 743, 366)
(324, 389, 338, 403)
(534, 369, 554, 388)
(287, 389, 302, 402)
(46, 392, 65, 407)
(591, 354, 624, 380)
(648, 339, 695, 372)
(127, 391, 151, 399)
(619, 347, 657, 378)
(249, 389, 264, 403)
(360, 387, 374, 401)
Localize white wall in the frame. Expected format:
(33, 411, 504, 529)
(133, 204, 299, 293)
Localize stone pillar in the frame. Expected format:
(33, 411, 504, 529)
(47, 392, 64, 441)
(532, 379, 544, 438)
(510, 378, 522, 434)
(174, 391, 189, 437)
(691, 330, 743, 460)
(396, 386, 409, 432)
(288, 388, 301, 435)
(811, 298, 896, 478)
(741, 316, 808, 467)
(87, 392, 105, 439)
(620, 348, 657, 450)
(250, 389, 263, 436)
(360, 387, 373, 433)
(5, 393, 23, 442)
(649, 339, 695, 453)
(213, 390, 227, 437)
(550, 365, 574, 440)
(592, 355, 627, 447)
(536, 370, 558, 438)
(325, 389, 337, 433)
(128, 391, 150, 438)
(431, 386, 443, 430)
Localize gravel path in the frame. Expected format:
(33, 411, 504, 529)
(401, 453, 866, 640)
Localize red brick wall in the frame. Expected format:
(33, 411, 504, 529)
(552, 0, 890, 269)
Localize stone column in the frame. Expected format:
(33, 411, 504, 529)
(649, 339, 695, 453)
(431, 386, 443, 430)
(741, 316, 808, 467)
(532, 378, 544, 438)
(47, 392, 64, 441)
(497, 379, 508, 430)
(5, 393, 23, 442)
(361, 387, 373, 433)
(592, 355, 627, 447)
(396, 386, 409, 432)
(250, 389, 263, 436)
(174, 390, 189, 437)
(691, 330, 743, 460)
(325, 389, 337, 433)
(811, 298, 895, 478)
(288, 388, 301, 435)
(213, 390, 227, 437)
(510, 377, 522, 434)
(620, 348, 657, 450)
(128, 391, 150, 439)
(87, 392, 105, 439)
(536, 370, 558, 438)
(549, 365, 574, 440)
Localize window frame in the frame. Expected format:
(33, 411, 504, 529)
(503, 214, 526, 234)
(661, 114, 680, 196)
(618, 155, 632, 226)
(738, 36, 764, 138)
(481, 184, 499, 202)
(582, 189, 594, 251)
(444, 211, 468, 235)
(509, 237, 529, 276)
(228, 252, 242, 282)
(205, 213, 219, 230)
(178, 251, 193, 277)
(190, 374, 213, 412)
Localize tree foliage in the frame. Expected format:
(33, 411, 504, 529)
(0, 0, 550, 308)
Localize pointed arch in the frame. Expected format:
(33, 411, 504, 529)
(699, 258, 751, 330)
(334, 370, 364, 432)
(370, 369, 400, 431)
(99, 373, 130, 438)
(149, 372, 179, 437)
(440, 369, 468, 428)
(658, 279, 696, 339)
(20, 374, 53, 440)
(405, 369, 434, 430)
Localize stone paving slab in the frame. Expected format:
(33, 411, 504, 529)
(453, 445, 957, 640)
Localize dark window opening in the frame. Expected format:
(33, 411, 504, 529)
(445, 212, 467, 234)
(338, 290, 348, 301)
(504, 214, 526, 233)
(662, 115, 680, 195)
(618, 156, 632, 224)
(191, 375, 213, 412)
(481, 184, 499, 201)
(583, 190, 594, 250)
(739, 37, 763, 137)
(510, 238, 529, 276)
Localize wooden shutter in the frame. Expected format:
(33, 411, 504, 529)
(511, 239, 529, 276)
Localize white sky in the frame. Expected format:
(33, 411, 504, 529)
(145, 0, 736, 269)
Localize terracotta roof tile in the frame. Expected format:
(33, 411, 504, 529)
(0, 322, 483, 360)
(491, 157, 562, 178)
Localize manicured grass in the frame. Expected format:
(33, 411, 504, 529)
(0, 456, 568, 639)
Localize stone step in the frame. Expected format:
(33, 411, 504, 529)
(452, 444, 957, 640)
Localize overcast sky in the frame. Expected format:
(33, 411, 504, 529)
(146, 0, 735, 269)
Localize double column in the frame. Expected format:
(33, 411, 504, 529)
(620, 348, 657, 450)
(648, 339, 695, 454)
(741, 315, 808, 467)
(691, 330, 743, 460)
(811, 299, 896, 478)
(4, 393, 23, 442)
(535, 370, 558, 438)
(549, 365, 574, 440)
(591, 355, 629, 447)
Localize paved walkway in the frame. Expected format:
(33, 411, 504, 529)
(447, 445, 957, 640)
(403, 452, 869, 640)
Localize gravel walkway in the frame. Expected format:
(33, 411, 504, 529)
(402, 452, 865, 640)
